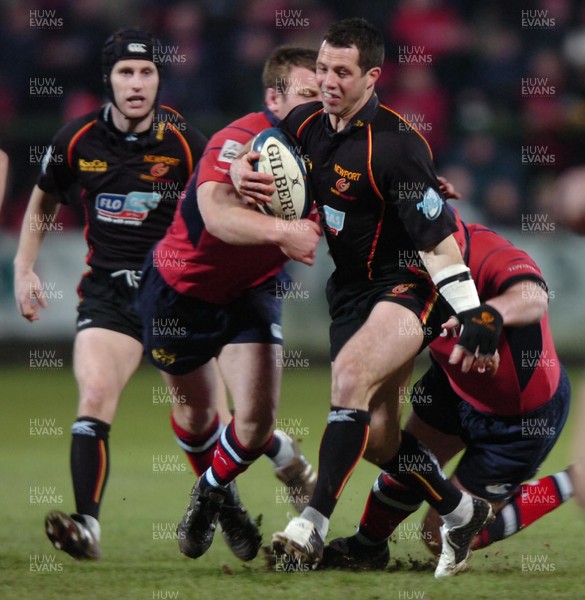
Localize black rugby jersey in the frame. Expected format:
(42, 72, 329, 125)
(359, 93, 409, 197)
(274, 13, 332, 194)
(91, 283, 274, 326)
(38, 104, 207, 271)
(280, 95, 457, 282)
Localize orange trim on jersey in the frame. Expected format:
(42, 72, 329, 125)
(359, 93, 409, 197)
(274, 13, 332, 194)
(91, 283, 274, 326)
(410, 470, 442, 502)
(335, 425, 370, 499)
(167, 123, 194, 174)
(67, 121, 96, 169)
(92, 439, 107, 503)
(296, 107, 324, 138)
(366, 125, 384, 280)
(379, 104, 433, 160)
(160, 104, 184, 119)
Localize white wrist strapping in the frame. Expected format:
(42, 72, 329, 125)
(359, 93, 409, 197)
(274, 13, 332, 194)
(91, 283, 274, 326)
(432, 264, 480, 314)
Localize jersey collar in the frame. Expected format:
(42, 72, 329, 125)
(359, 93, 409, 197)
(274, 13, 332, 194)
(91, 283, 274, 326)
(263, 105, 280, 127)
(100, 103, 159, 147)
(322, 93, 379, 136)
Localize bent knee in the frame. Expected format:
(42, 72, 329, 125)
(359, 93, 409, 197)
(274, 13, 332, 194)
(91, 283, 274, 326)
(332, 360, 370, 409)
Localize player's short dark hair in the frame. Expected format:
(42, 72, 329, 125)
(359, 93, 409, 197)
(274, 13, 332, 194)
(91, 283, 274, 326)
(323, 18, 384, 72)
(262, 47, 318, 92)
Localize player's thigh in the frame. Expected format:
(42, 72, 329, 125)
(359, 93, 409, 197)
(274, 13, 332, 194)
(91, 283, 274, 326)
(163, 358, 227, 432)
(73, 327, 144, 421)
(332, 301, 424, 408)
(217, 342, 281, 428)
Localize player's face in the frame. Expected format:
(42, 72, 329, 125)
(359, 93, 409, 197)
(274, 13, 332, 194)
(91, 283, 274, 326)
(110, 59, 159, 125)
(273, 66, 320, 120)
(316, 42, 379, 124)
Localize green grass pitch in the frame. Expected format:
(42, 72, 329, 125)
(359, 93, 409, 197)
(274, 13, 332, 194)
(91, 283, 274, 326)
(1, 363, 583, 600)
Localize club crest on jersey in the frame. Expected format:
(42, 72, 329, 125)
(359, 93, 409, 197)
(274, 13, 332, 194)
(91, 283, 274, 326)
(416, 187, 443, 220)
(96, 191, 161, 224)
(323, 205, 345, 235)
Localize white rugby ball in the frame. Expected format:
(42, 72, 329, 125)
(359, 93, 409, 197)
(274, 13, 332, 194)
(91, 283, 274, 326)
(252, 127, 311, 220)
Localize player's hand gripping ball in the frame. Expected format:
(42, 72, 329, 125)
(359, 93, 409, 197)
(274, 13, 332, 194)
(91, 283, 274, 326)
(252, 128, 311, 220)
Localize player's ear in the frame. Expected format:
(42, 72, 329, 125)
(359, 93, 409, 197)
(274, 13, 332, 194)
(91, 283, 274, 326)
(264, 87, 278, 113)
(366, 66, 381, 90)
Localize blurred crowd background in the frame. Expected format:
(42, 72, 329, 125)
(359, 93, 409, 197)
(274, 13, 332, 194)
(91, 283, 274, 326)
(1, 0, 585, 230)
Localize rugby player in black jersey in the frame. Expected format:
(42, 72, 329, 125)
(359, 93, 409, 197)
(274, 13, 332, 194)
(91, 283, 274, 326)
(13, 28, 209, 560)
(231, 18, 501, 575)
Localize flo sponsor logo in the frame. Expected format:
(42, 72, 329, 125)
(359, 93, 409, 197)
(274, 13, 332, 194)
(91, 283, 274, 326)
(30, 9, 63, 29)
(520, 350, 557, 370)
(29, 213, 63, 232)
(275, 280, 309, 301)
(29, 417, 63, 437)
(30, 554, 63, 572)
(275, 9, 309, 29)
(521, 213, 555, 232)
(398, 46, 432, 64)
(275, 417, 310, 438)
(521, 77, 555, 97)
(398, 385, 433, 406)
(275, 348, 310, 369)
(152, 386, 187, 405)
(29, 77, 63, 97)
(29, 350, 64, 370)
(521, 554, 556, 572)
(30, 145, 64, 166)
(521, 417, 556, 439)
(152, 249, 186, 270)
(152, 318, 187, 338)
(399, 113, 432, 134)
(30, 486, 63, 505)
(152, 454, 187, 473)
(521, 146, 555, 165)
(152, 522, 184, 541)
(397, 522, 432, 542)
(521, 10, 555, 29)
(153, 45, 187, 64)
(275, 485, 310, 508)
(273, 551, 311, 572)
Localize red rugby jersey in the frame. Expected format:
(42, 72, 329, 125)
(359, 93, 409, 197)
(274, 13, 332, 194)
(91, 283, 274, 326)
(429, 221, 560, 415)
(155, 110, 289, 304)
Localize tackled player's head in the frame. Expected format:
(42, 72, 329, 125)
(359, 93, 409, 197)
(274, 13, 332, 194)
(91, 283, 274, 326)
(262, 47, 320, 120)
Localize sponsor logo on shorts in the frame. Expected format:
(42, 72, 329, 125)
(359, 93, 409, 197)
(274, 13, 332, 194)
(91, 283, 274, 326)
(485, 483, 514, 496)
(416, 187, 443, 220)
(77, 318, 92, 328)
(151, 348, 177, 366)
(390, 283, 417, 295)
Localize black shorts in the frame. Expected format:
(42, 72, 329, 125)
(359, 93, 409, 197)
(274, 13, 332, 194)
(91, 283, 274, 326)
(137, 261, 285, 375)
(326, 270, 452, 361)
(76, 268, 144, 341)
(411, 360, 571, 501)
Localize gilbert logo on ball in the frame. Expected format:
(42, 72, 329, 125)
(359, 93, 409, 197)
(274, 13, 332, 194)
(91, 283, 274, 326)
(252, 128, 311, 220)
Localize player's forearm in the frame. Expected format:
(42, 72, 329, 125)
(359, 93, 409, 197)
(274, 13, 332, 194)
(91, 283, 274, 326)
(14, 186, 60, 273)
(419, 234, 467, 284)
(198, 181, 284, 246)
(485, 281, 548, 326)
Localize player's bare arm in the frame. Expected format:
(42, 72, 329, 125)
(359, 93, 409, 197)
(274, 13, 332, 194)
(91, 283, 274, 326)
(229, 141, 276, 205)
(13, 185, 61, 321)
(0, 148, 8, 213)
(420, 234, 503, 373)
(198, 180, 320, 265)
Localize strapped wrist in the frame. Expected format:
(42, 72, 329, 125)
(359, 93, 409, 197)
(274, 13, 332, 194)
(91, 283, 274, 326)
(432, 264, 480, 314)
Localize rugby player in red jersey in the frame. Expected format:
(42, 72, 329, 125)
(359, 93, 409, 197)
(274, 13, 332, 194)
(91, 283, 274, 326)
(13, 29, 208, 560)
(322, 208, 572, 571)
(137, 47, 322, 561)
